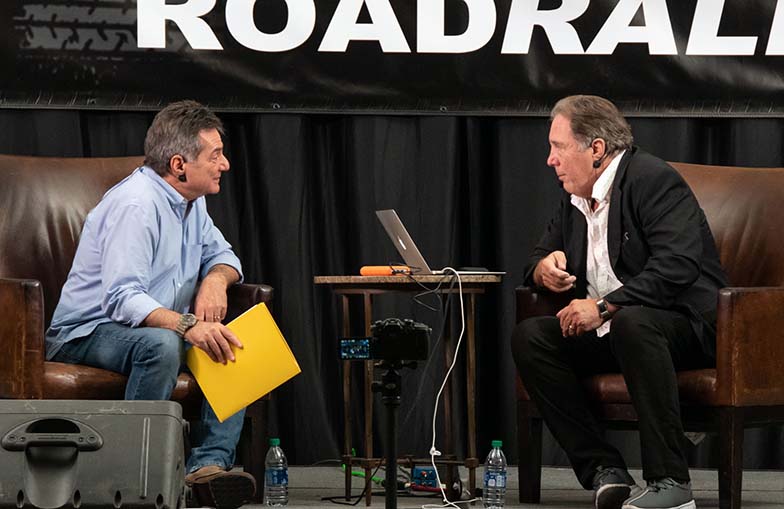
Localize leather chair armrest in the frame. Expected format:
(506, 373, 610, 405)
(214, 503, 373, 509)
(515, 286, 574, 322)
(716, 286, 784, 406)
(226, 283, 274, 322)
(0, 278, 45, 398)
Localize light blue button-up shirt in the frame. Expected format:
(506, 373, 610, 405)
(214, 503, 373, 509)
(45, 166, 243, 359)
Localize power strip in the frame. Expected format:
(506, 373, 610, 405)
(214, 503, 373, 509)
(411, 466, 439, 488)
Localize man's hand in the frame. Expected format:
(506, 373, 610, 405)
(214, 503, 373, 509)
(556, 298, 602, 337)
(184, 321, 243, 364)
(193, 264, 239, 323)
(534, 250, 577, 293)
(194, 277, 229, 323)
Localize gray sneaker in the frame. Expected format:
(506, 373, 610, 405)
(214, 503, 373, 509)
(622, 478, 696, 509)
(593, 467, 640, 509)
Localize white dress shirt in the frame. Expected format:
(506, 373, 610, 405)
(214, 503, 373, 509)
(570, 150, 626, 336)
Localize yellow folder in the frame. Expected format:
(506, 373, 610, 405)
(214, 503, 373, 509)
(186, 303, 301, 422)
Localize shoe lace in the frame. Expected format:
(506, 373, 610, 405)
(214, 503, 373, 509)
(593, 467, 621, 488)
(647, 477, 678, 492)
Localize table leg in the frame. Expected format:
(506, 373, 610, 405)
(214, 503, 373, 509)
(443, 297, 454, 463)
(342, 295, 353, 500)
(364, 293, 374, 506)
(466, 293, 478, 497)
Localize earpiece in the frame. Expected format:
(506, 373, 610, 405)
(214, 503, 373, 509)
(178, 173, 187, 182)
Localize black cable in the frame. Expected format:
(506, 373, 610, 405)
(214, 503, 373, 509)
(369, 265, 461, 484)
(398, 272, 458, 431)
(387, 261, 448, 311)
(406, 266, 452, 311)
(310, 458, 342, 466)
(321, 492, 392, 504)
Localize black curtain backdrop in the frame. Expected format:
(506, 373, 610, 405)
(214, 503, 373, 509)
(2, 110, 784, 471)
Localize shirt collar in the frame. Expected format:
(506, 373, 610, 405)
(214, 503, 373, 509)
(590, 149, 625, 204)
(139, 166, 190, 218)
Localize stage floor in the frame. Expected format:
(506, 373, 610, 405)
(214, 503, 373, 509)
(237, 465, 784, 508)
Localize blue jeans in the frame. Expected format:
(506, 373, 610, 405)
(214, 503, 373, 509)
(51, 322, 245, 473)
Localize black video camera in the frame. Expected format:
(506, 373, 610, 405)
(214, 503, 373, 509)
(339, 318, 430, 361)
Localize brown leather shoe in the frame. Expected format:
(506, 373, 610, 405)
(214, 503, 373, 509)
(185, 465, 256, 509)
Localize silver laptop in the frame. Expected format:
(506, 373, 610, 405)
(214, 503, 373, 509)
(375, 209, 505, 276)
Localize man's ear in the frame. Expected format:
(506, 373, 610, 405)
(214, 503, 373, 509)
(591, 138, 606, 160)
(169, 154, 185, 173)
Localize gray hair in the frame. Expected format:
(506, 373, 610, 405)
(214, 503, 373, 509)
(144, 100, 224, 176)
(550, 95, 633, 155)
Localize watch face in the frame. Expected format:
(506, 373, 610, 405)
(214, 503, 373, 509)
(182, 313, 197, 327)
(177, 313, 198, 337)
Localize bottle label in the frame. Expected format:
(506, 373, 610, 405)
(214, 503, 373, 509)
(484, 471, 506, 488)
(266, 468, 289, 486)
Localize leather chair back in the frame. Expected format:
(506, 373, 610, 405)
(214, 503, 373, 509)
(672, 162, 784, 287)
(0, 154, 143, 326)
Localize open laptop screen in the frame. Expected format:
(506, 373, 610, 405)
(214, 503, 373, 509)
(375, 209, 434, 274)
(375, 209, 505, 276)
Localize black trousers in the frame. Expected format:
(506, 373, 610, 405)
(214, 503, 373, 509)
(510, 306, 715, 489)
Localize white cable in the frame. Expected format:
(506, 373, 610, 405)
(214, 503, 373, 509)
(423, 267, 473, 509)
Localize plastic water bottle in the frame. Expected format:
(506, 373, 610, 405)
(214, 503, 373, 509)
(264, 438, 288, 506)
(483, 440, 507, 509)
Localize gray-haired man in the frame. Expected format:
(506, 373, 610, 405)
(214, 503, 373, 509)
(47, 100, 255, 508)
(512, 96, 727, 509)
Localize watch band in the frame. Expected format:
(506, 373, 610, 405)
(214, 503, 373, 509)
(176, 313, 198, 338)
(597, 299, 612, 322)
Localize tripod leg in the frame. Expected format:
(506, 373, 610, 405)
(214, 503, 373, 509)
(381, 367, 401, 509)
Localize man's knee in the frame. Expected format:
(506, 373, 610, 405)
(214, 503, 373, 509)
(136, 328, 183, 373)
(609, 306, 647, 331)
(511, 316, 558, 369)
(608, 307, 666, 355)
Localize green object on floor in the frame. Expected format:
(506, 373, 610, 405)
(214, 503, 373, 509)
(340, 464, 383, 485)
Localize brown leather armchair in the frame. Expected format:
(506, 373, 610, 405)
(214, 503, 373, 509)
(0, 154, 273, 498)
(515, 162, 784, 509)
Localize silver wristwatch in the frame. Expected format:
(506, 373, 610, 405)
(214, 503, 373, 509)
(176, 313, 198, 338)
(596, 299, 612, 322)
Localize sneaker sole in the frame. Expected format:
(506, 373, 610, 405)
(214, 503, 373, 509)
(622, 497, 696, 509)
(193, 475, 256, 509)
(595, 484, 632, 509)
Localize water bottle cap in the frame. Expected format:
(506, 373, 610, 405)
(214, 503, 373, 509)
(269, 437, 280, 446)
(491, 439, 503, 448)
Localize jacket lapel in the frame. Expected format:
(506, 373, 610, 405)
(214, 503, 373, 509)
(608, 148, 634, 267)
(569, 210, 588, 296)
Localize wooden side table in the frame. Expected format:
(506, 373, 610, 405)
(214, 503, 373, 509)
(314, 274, 502, 505)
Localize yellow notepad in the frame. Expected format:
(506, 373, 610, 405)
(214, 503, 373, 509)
(186, 303, 301, 422)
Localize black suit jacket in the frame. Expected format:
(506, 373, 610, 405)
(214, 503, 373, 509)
(524, 147, 728, 357)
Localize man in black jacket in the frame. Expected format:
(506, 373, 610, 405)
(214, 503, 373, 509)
(510, 95, 727, 509)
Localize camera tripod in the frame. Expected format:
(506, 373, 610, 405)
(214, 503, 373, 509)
(372, 359, 417, 509)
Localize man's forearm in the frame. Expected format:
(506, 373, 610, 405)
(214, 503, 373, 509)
(141, 265, 239, 329)
(204, 264, 240, 288)
(142, 307, 182, 330)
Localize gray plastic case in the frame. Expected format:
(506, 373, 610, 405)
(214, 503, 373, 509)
(0, 400, 185, 508)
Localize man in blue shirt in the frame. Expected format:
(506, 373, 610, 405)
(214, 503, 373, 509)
(46, 100, 255, 508)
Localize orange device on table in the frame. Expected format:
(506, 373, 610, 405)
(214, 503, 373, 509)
(359, 265, 411, 276)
